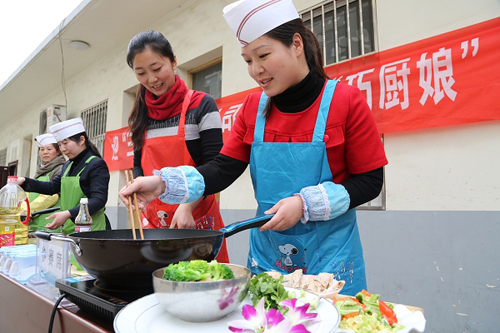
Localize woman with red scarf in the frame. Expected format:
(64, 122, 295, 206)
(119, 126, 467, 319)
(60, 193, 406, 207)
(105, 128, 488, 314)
(126, 30, 229, 263)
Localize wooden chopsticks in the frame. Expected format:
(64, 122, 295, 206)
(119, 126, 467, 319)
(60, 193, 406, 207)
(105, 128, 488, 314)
(125, 170, 144, 240)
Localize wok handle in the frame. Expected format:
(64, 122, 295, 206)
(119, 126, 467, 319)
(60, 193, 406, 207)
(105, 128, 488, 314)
(34, 231, 82, 256)
(221, 214, 274, 238)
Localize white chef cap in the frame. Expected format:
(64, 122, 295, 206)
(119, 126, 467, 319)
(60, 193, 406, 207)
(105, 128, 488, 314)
(35, 133, 58, 147)
(223, 0, 299, 47)
(50, 117, 86, 142)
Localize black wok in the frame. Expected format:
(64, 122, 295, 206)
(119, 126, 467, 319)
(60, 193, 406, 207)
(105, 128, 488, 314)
(34, 214, 273, 288)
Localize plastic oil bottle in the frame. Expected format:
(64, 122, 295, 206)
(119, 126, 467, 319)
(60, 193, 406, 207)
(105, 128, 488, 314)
(0, 176, 30, 247)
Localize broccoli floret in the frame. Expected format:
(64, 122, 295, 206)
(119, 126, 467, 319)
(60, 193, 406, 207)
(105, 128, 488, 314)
(188, 260, 210, 274)
(163, 260, 234, 282)
(208, 260, 235, 281)
(163, 261, 211, 281)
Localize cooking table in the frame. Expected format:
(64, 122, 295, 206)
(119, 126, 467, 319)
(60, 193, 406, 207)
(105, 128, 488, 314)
(0, 272, 112, 333)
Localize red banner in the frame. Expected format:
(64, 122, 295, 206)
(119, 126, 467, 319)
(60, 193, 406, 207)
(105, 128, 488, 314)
(103, 127, 133, 171)
(216, 17, 500, 135)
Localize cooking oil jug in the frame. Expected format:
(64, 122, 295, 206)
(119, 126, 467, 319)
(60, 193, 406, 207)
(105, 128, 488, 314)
(0, 176, 30, 247)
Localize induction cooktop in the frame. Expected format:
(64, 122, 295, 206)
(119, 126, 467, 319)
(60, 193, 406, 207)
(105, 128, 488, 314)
(56, 276, 154, 322)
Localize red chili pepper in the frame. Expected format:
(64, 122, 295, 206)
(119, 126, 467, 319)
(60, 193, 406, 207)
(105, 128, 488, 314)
(379, 300, 398, 326)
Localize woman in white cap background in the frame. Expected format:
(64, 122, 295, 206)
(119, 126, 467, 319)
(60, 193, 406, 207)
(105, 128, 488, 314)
(125, 30, 229, 263)
(19, 117, 110, 233)
(22, 133, 66, 232)
(120, 0, 387, 295)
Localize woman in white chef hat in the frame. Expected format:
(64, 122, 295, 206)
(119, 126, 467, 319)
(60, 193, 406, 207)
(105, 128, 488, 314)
(19, 117, 110, 233)
(120, 0, 387, 295)
(23, 133, 66, 232)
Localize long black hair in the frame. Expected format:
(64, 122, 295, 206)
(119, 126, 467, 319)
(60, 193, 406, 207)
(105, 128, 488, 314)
(126, 30, 175, 151)
(67, 132, 102, 158)
(262, 18, 329, 117)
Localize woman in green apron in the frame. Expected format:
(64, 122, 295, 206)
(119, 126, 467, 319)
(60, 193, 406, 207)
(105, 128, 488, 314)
(25, 133, 66, 232)
(19, 118, 110, 233)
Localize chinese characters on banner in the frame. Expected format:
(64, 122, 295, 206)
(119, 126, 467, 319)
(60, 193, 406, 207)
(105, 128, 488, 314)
(216, 16, 500, 136)
(103, 127, 134, 171)
(103, 17, 500, 170)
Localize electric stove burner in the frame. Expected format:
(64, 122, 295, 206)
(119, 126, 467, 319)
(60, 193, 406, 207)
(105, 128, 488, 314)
(92, 278, 153, 293)
(56, 276, 154, 322)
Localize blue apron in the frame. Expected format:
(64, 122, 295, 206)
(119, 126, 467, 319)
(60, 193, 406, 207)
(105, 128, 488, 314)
(247, 80, 366, 295)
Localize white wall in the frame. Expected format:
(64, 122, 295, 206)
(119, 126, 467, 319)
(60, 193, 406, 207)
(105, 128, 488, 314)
(385, 121, 500, 210)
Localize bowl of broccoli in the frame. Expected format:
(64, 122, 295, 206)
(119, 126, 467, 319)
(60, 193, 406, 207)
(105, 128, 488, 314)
(152, 260, 251, 322)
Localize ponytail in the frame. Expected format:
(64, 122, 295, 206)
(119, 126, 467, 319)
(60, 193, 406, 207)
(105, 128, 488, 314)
(262, 18, 329, 117)
(128, 85, 148, 151)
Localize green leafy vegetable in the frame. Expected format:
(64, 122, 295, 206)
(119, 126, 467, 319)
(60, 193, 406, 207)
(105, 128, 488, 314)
(163, 260, 234, 282)
(247, 273, 291, 312)
(356, 291, 381, 315)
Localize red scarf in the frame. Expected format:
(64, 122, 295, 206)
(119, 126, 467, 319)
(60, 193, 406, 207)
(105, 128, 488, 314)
(145, 75, 188, 120)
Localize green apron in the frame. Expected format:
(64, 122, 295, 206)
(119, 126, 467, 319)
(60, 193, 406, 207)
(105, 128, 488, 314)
(60, 156, 106, 234)
(29, 170, 63, 233)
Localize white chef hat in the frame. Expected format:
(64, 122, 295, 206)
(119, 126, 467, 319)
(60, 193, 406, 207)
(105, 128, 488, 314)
(223, 0, 299, 47)
(50, 117, 86, 142)
(35, 133, 58, 147)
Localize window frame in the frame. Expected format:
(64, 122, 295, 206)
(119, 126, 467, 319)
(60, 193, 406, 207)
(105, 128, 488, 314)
(188, 57, 223, 99)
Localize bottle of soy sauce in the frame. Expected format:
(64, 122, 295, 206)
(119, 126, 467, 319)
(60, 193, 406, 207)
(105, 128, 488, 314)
(74, 198, 92, 233)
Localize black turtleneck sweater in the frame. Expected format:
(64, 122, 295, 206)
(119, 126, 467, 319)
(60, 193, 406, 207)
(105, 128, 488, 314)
(22, 147, 110, 223)
(199, 69, 383, 209)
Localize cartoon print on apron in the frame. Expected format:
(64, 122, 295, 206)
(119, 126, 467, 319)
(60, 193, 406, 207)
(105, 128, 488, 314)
(248, 80, 366, 295)
(60, 156, 106, 234)
(141, 90, 229, 263)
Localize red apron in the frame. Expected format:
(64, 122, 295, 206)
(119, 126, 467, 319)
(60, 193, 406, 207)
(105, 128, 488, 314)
(141, 90, 229, 263)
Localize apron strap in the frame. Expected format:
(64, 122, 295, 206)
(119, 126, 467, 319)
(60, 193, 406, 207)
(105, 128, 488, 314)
(62, 162, 72, 177)
(254, 80, 339, 143)
(312, 80, 338, 142)
(178, 90, 194, 138)
(254, 92, 268, 143)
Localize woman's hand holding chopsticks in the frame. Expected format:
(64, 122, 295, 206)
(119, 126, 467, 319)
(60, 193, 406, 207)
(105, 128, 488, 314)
(119, 174, 166, 211)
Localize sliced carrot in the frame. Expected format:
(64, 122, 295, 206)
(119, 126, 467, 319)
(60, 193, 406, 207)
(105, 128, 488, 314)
(342, 311, 359, 321)
(361, 289, 372, 297)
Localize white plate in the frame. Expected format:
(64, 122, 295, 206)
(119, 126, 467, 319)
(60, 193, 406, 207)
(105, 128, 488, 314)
(114, 287, 340, 333)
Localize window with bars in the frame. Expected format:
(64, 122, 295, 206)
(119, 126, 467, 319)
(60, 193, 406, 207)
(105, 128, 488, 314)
(0, 147, 6, 166)
(302, 0, 376, 65)
(80, 100, 108, 156)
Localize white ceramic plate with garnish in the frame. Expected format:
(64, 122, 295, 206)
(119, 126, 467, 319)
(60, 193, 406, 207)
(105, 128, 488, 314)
(114, 287, 340, 333)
